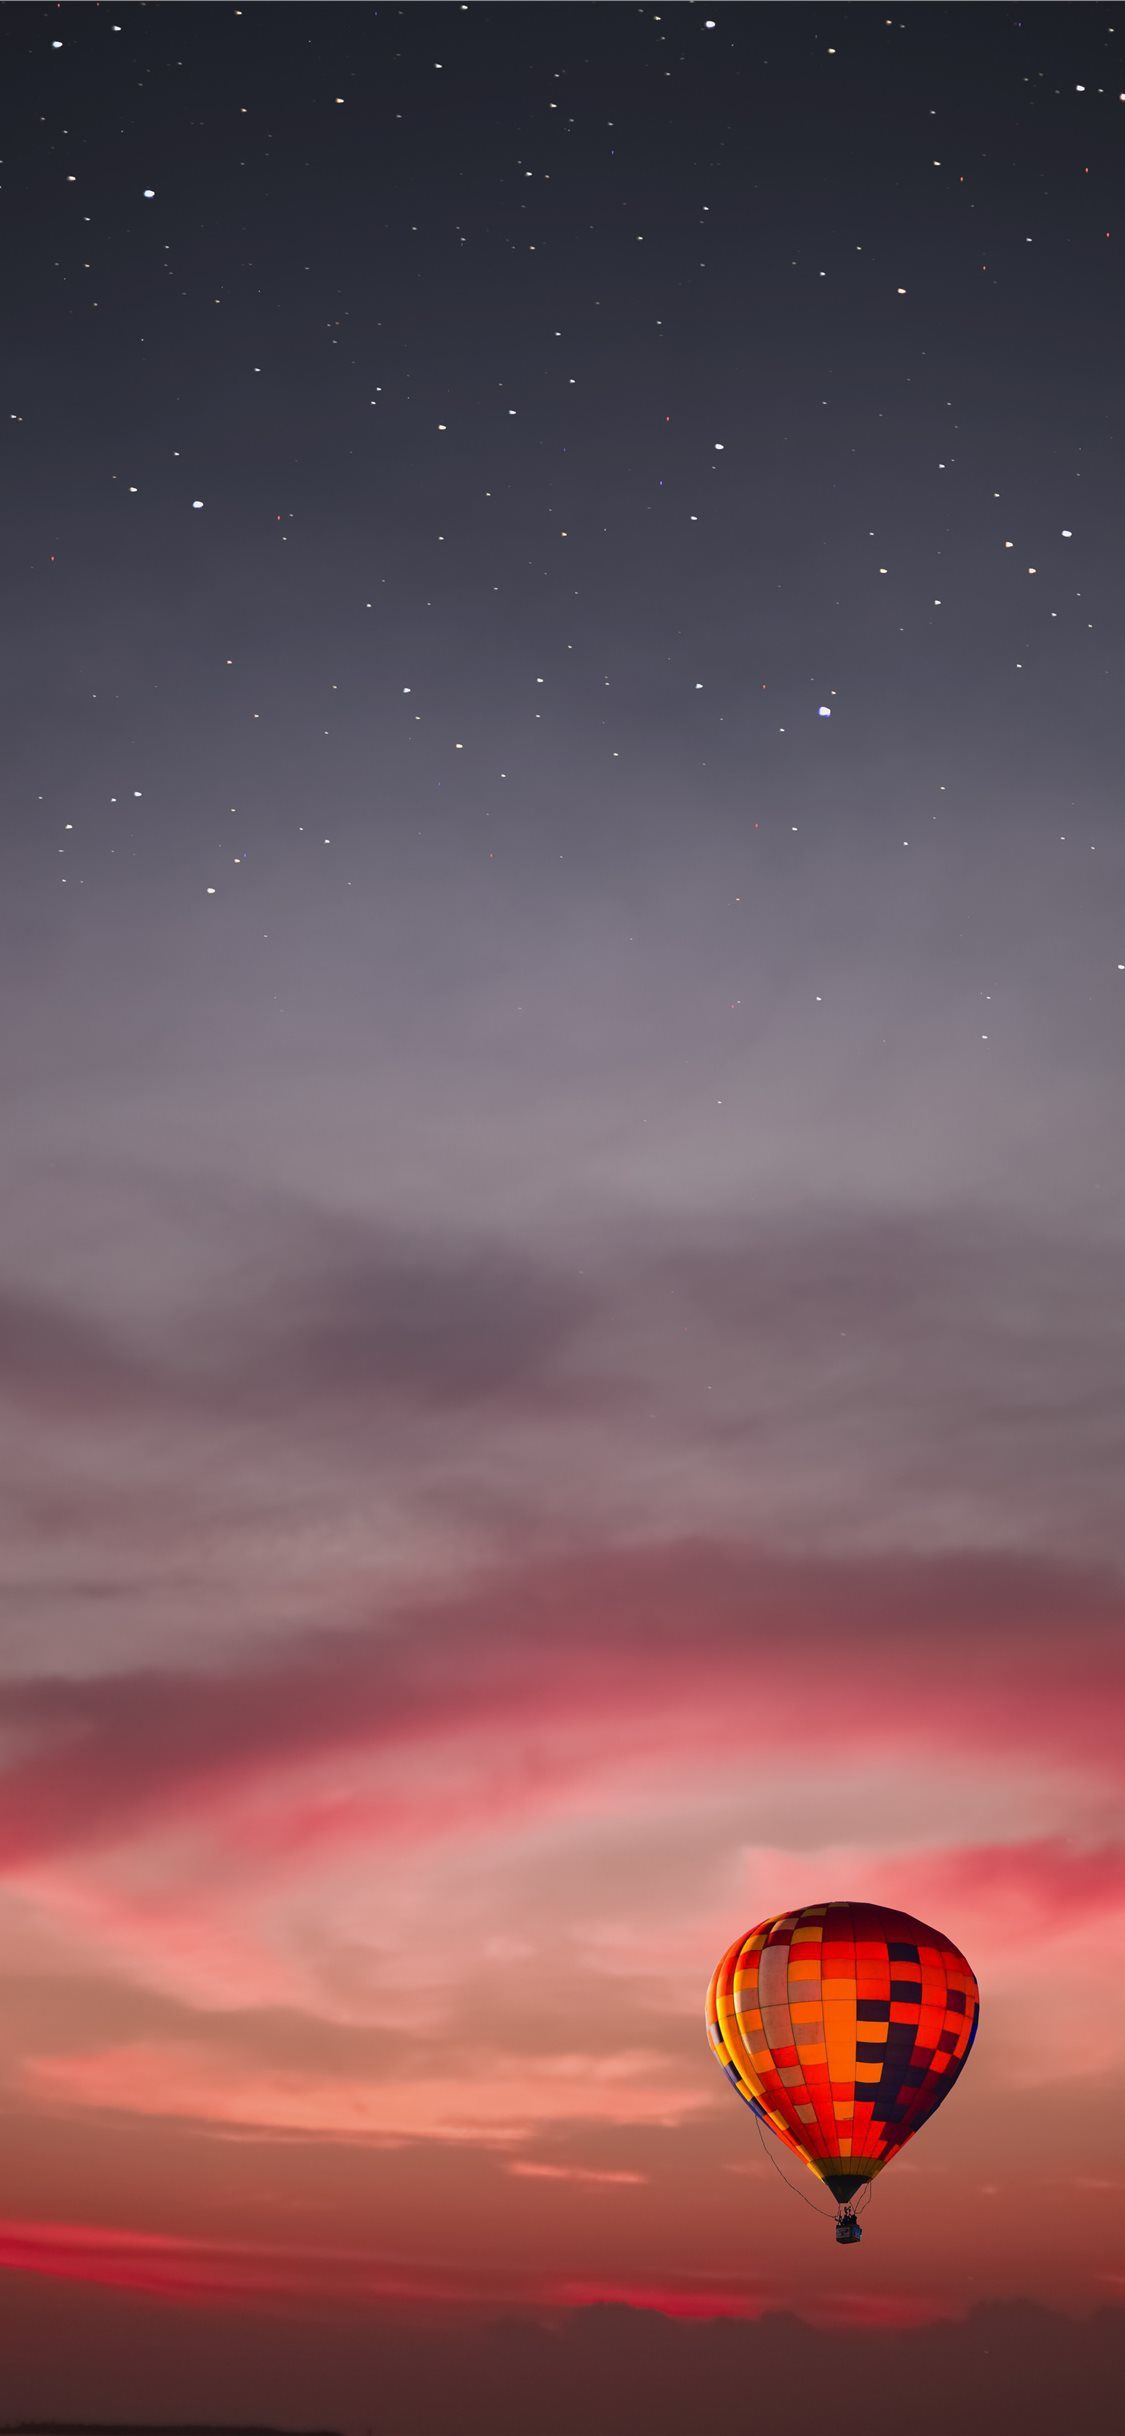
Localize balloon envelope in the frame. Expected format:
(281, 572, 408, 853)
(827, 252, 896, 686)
(706, 1900, 979, 2203)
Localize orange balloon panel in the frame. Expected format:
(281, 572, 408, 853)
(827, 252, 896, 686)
(706, 1900, 979, 2204)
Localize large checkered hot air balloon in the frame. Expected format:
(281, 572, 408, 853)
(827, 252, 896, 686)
(706, 1901, 979, 2242)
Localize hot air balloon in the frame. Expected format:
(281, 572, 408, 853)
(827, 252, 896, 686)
(706, 1901, 979, 2242)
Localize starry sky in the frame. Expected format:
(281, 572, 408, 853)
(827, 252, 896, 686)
(2, 3, 1124, 2426)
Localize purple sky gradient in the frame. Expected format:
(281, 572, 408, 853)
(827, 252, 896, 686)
(1, 5, 1123, 2425)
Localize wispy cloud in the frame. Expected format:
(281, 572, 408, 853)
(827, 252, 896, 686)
(0, 2213, 528, 2315)
(21, 2042, 711, 2145)
(0, 1537, 1120, 1875)
(506, 2161, 648, 2186)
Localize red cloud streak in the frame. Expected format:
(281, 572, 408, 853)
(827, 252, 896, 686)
(0, 2215, 948, 2330)
(0, 1544, 1120, 1871)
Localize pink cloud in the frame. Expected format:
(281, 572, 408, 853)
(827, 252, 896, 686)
(543, 2275, 769, 2321)
(507, 2161, 648, 2186)
(877, 1836, 1125, 1944)
(717, 1835, 1125, 1958)
(0, 2214, 536, 2316)
(0, 1543, 1120, 1883)
(0, 2213, 908, 2334)
(21, 2038, 712, 2145)
(542, 2274, 947, 2329)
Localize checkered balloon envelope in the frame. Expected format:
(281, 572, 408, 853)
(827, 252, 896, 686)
(706, 1901, 979, 2236)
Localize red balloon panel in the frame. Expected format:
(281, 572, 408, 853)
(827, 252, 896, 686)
(706, 1900, 979, 2202)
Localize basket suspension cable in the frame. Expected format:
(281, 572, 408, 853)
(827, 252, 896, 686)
(754, 2112, 838, 2220)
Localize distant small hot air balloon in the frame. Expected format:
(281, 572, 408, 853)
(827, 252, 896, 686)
(706, 1900, 979, 2243)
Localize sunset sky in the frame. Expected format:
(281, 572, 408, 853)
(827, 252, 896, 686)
(2, 4, 1123, 2426)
